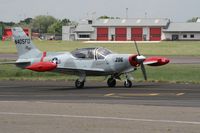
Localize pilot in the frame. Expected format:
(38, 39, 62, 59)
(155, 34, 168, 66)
(87, 50, 94, 59)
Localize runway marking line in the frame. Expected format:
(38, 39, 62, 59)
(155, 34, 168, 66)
(176, 93, 185, 96)
(104, 93, 160, 97)
(104, 93, 115, 97)
(149, 93, 159, 96)
(0, 112, 199, 125)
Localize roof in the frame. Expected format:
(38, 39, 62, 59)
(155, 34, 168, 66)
(163, 23, 200, 32)
(196, 18, 200, 22)
(92, 18, 170, 27)
(74, 24, 94, 32)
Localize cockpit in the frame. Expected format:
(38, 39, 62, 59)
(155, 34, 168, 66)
(71, 47, 112, 60)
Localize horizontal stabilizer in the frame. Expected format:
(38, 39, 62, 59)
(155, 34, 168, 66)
(0, 61, 30, 65)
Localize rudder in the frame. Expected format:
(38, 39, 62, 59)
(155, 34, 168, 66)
(12, 27, 41, 59)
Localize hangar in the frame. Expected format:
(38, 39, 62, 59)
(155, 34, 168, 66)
(63, 17, 200, 41)
(92, 18, 170, 41)
(62, 18, 170, 41)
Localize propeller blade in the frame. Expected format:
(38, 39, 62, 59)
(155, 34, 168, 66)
(133, 40, 147, 80)
(141, 63, 147, 80)
(134, 40, 140, 56)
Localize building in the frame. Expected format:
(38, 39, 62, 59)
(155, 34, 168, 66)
(92, 18, 170, 41)
(62, 18, 200, 41)
(163, 23, 200, 40)
(62, 19, 94, 41)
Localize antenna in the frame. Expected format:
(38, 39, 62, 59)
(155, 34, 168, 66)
(126, 8, 128, 18)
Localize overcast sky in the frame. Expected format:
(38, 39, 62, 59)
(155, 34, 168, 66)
(0, 0, 199, 22)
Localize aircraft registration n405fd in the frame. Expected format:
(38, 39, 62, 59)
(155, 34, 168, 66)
(7, 27, 169, 88)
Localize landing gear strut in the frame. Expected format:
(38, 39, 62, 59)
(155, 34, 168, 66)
(124, 79, 132, 88)
(124, 73, 133, 88)
(107, 77, 116, 87)
(75, 72, 86, 89)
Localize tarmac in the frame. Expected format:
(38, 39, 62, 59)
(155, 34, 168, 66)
(0, 53, 200, 132)
(0, 80, 199, 133)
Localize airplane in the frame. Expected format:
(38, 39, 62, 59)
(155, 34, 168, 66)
(1, 27, 170, 88)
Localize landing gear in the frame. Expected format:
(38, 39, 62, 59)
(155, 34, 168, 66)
(75, 79, 85, 88)
(124, 79, 132, 88)
(75, 72, 86, 89)
(107, 78, 116, 87)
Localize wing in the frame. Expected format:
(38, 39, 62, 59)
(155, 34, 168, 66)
(54, 66, 106, 76)
(144, 56, 170, 66)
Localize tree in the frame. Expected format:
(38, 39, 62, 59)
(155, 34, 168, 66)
(47, 21, 62, 34)
(187, 17, 198, 22)
(32, 15, 57, 33)
(98, 16, 120, 19)
(19, 18, 33, 25)
(61, 18, 71, 26)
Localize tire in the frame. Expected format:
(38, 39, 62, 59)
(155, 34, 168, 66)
(75, 79, 84, 88)
(124, 80, 132, 88)
(107, 78, 116, 87)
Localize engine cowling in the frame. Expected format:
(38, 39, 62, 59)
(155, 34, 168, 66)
(26, 62, 57, 72)
(129, 54, 146, 67)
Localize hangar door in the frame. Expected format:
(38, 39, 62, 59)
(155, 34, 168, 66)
(150, 28, 161, 41)
(131, 28, 143, 41)
(115, 27, 127, 41)
(97, 27, 108, 41)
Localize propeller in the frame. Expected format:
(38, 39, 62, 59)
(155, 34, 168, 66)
(134, 40, 147, 80)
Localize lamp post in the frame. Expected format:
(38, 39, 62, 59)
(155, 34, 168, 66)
(126, 8, 128, 18)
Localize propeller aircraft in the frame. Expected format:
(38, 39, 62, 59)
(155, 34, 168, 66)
(1, 27, 170, 88)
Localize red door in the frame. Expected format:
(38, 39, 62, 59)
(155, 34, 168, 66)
(115, 27, 127, 41)
(97, 27, 108, 41)
(150, 28, 161, 41)
(131, 28, 143, 41)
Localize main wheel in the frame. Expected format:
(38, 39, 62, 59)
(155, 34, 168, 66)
(107, 78, 116, 87)
(124, 80, 132, 88)
(75, 79, 85, 88)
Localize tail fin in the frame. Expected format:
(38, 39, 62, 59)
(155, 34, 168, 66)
(12, 27, 41, 59)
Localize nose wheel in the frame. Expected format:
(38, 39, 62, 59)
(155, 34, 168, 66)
(124, 79, 132, 88)
(107, 78, 116, 87)
(75, 79, 85, 88)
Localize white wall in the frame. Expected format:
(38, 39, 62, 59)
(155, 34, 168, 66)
(143, 27, 149, 41)
(108, 27, 115, 40)
(127, 27, 131, 41)
(90, 28, 96, 40)
(62, 26, 70, 41)
(163, 32, 200, 40)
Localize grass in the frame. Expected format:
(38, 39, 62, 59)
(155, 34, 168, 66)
(0, 64, 199, 84)
(134, 64, 200, 83)
(1, 40, 200, 56)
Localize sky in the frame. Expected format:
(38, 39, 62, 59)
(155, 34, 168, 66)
(0, 0, 199, 22)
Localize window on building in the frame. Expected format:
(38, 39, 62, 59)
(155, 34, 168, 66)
(78, 34, 90, 38)
(190, 34, 194, 38)
(88, 20, 93, 24)
(183, 34, 187, 38)
(172, 35, 179, 41)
